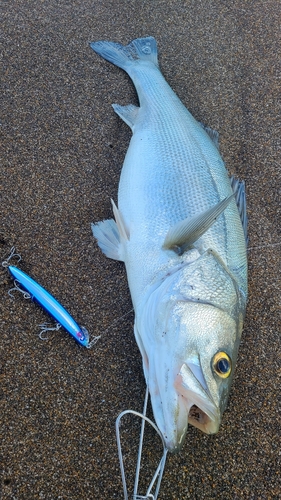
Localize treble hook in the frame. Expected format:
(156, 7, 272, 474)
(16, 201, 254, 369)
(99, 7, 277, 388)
(38, 322, 61, 340)
(2, 246, 22, 268)
(8, 279, 31, 300)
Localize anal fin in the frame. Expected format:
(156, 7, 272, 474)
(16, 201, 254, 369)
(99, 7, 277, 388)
(112, 103, 139, 129)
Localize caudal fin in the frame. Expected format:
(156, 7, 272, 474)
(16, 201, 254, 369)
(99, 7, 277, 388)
(90, 36, 159, 71)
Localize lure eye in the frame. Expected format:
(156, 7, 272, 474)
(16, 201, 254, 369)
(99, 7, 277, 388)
(212, 352, 232, 378)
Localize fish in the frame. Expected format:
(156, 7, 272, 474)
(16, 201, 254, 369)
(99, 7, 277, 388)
(8, 266, 89, 347)
(90, 37, 248, 452)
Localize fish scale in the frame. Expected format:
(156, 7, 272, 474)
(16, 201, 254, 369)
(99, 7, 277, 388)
(91, 36, 247, 452)
(118, 79, 231, 245)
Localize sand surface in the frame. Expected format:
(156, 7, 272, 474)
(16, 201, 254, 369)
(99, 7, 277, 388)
(1, 1, 280, 499)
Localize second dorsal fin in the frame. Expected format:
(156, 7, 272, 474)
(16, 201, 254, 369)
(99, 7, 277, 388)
(199, 123, 220, 150)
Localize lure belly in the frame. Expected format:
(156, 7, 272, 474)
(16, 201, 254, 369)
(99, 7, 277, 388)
(8, 266, 89, 347)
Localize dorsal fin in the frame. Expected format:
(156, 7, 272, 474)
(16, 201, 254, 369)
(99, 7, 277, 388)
(230, 176, 248, 245)
(199, 123, 220, 150)
(163, 195, 234, 255)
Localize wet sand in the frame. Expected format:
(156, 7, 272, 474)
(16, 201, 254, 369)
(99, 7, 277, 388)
(1, 1, 280, 498)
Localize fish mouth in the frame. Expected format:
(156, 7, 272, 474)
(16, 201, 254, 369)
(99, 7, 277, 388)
(158, 360, 220, 452)
(134, 325, 220, 451)
(175, 361, 220, 436)
(188, 404, 219, 433)
(145, 359, 220, 453)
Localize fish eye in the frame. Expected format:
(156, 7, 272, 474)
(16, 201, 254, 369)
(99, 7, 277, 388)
(212, 352, 232, 378)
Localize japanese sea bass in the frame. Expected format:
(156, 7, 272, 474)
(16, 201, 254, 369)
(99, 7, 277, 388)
(90, 37, 248, 452)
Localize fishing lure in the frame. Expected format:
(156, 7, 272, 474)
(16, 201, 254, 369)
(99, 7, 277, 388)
(2, 248, 99, 347)
(8, 266, 91, 347)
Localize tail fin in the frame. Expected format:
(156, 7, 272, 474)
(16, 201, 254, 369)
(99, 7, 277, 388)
(90, 36, 159, 71)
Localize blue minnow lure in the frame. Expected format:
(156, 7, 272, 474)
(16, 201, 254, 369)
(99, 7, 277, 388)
(8, 265, 89, 347)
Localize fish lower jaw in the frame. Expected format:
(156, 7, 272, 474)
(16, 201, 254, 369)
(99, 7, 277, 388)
(159, 399, 219, 453)
(175, 373, 220, 436)
(187, 404, 220, 434)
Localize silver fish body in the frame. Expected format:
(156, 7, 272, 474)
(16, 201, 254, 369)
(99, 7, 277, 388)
(91, 37, 248, 452)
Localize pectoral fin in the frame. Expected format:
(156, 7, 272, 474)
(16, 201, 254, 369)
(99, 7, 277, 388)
(163, 195, 234, 255)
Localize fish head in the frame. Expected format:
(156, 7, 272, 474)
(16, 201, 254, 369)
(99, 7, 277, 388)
(173, 302, 240, 439)
(135, 253, 244, 452)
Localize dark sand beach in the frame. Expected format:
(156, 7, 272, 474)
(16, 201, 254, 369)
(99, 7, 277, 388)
(1, 1, 280, 498)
